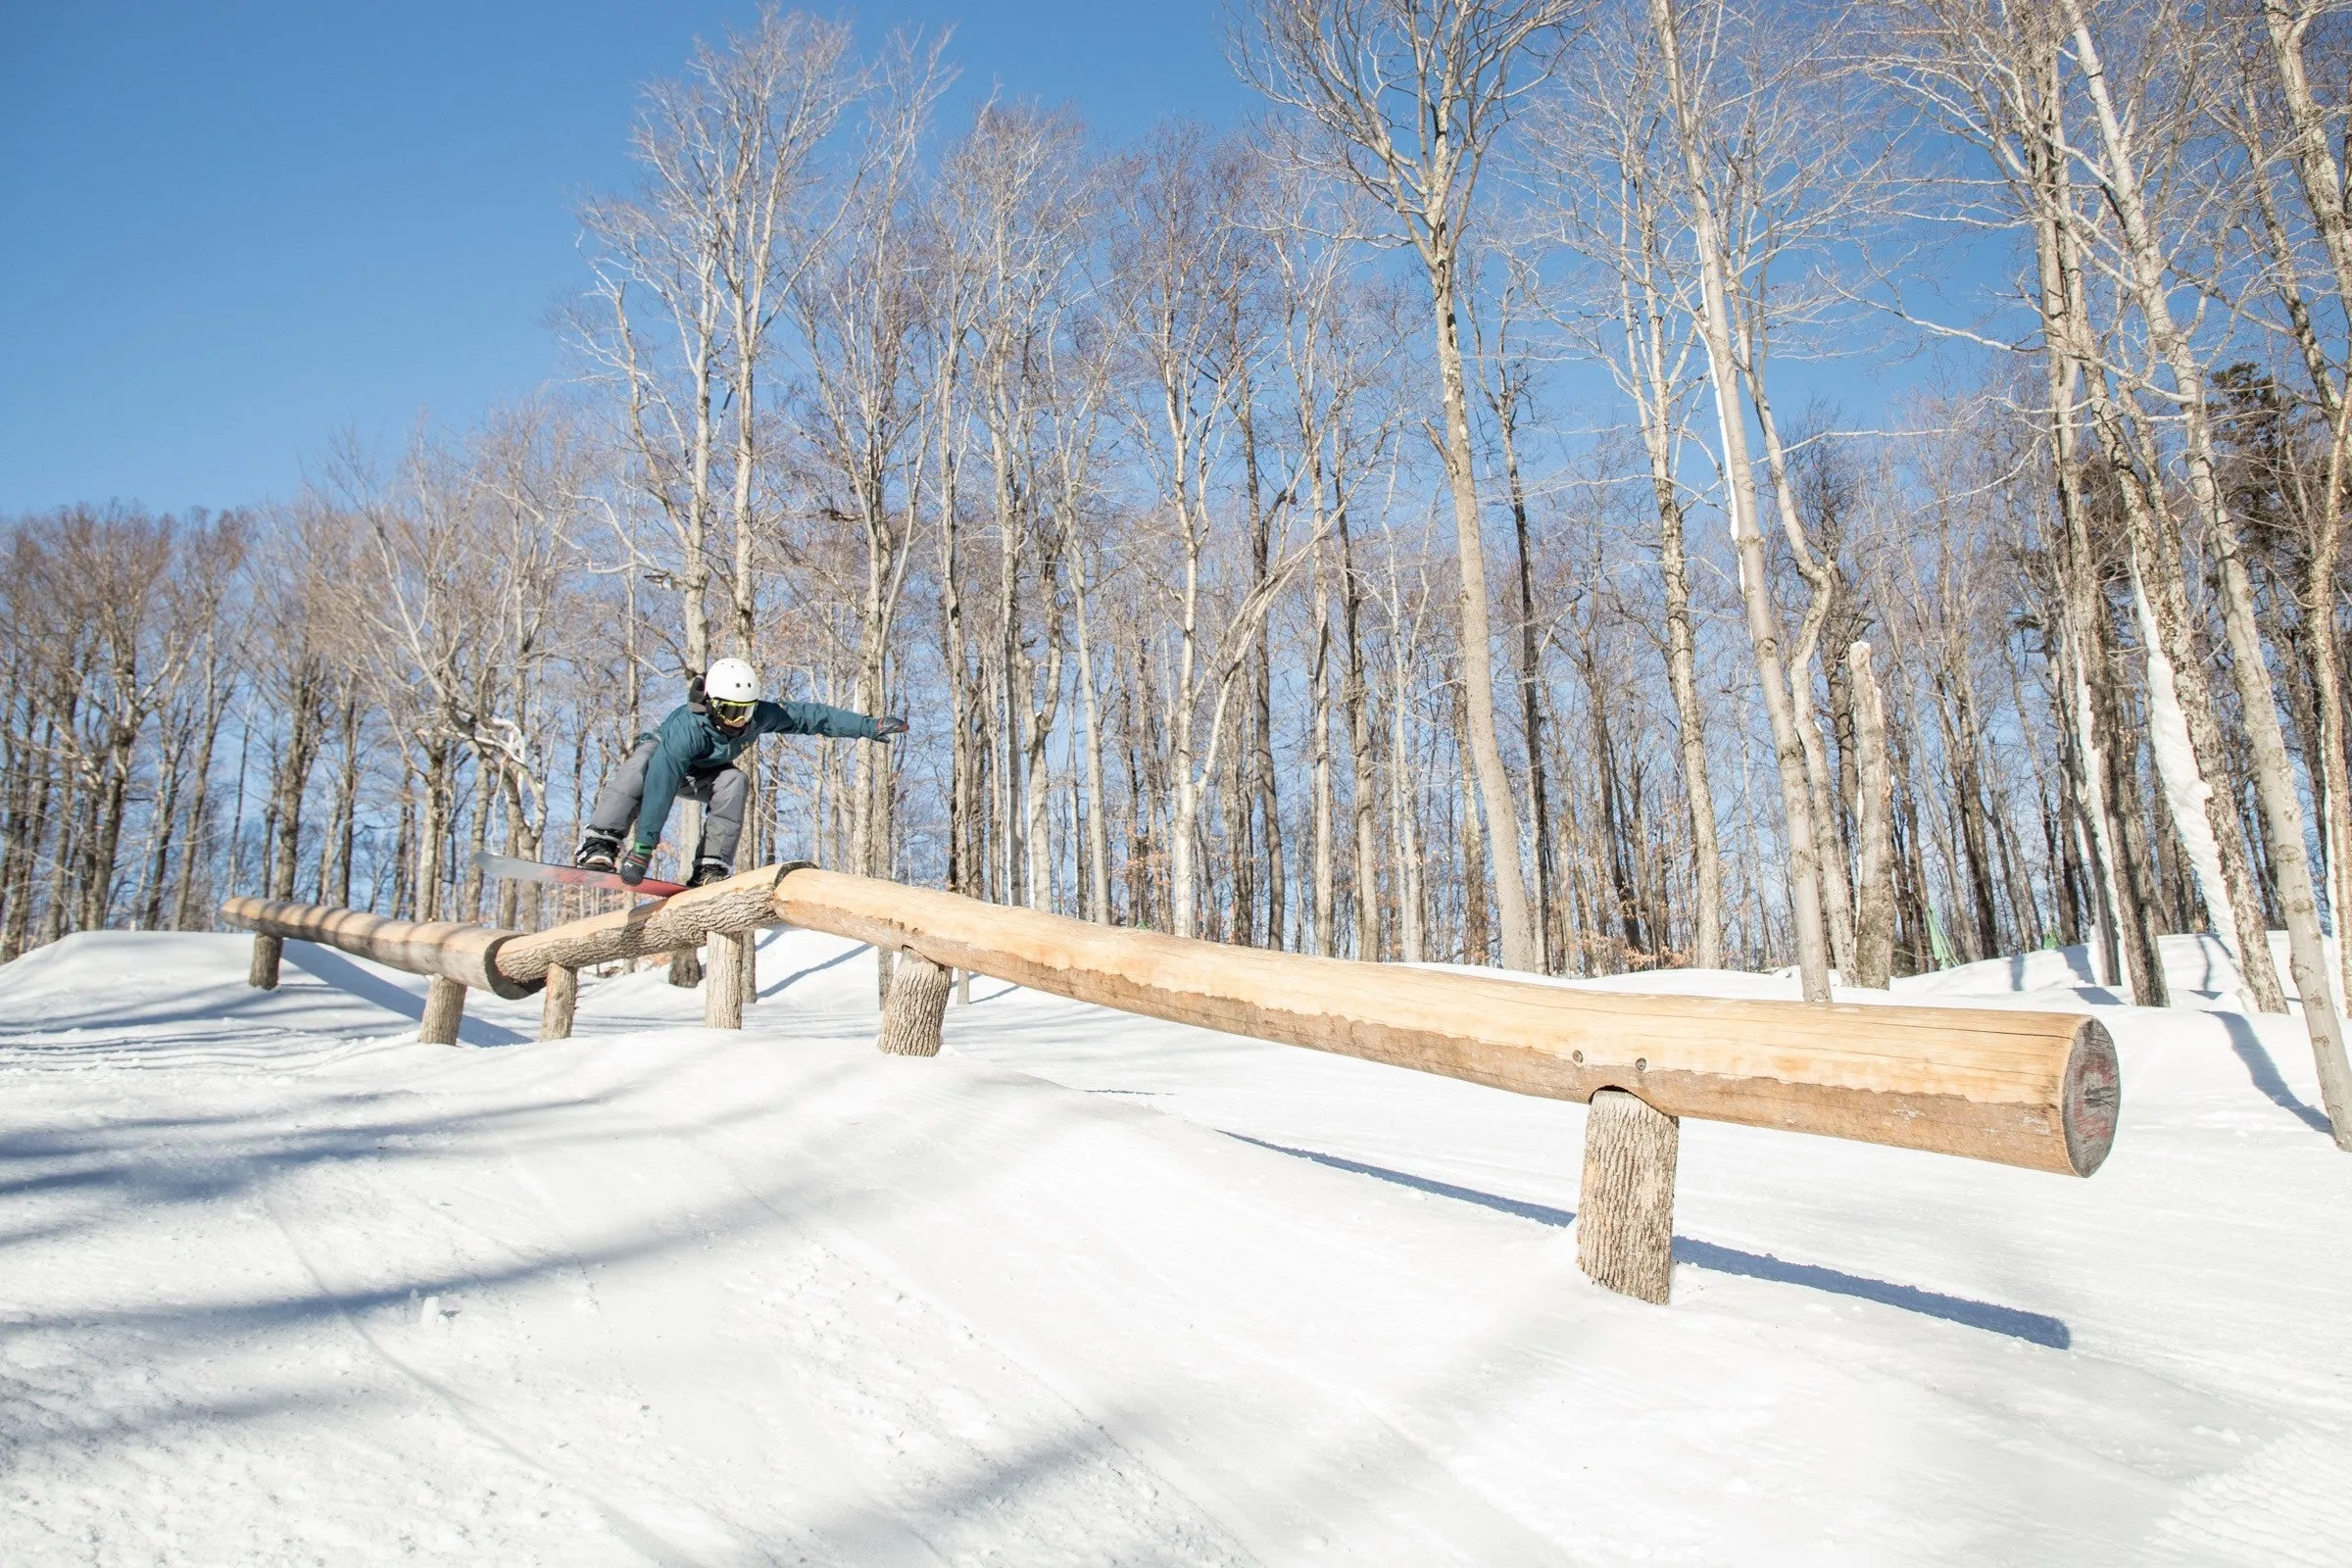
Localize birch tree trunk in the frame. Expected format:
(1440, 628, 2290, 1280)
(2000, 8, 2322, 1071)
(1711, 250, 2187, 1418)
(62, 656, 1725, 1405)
(2063, 3, 2351, 1141)
(1850, 642, 1896, 988)
(1649, 0, 1832, 1000)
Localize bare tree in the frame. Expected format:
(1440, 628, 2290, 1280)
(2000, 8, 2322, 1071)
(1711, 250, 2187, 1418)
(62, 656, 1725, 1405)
(1234, 0, 1582, 972)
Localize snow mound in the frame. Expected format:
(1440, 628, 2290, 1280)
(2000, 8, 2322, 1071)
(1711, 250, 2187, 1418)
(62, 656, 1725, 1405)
(2, 925, 2348, 1564)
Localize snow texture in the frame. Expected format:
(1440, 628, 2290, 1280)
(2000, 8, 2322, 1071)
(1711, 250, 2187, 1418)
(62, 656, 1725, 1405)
(3, 925, 2348, 1564)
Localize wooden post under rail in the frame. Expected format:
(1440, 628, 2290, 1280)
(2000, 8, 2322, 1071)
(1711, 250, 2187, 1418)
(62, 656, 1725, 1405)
(539, 964, 577, 1041)
(419, 976, 466, 1046)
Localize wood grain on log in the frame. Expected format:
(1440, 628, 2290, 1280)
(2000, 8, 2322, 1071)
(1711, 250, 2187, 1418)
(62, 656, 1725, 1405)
(764, 866, 2121, 1175)
(220, 898, 537, 1001)
(539, 964, 577, 1042)
(1578, 1090, 1680, 1304)
(248, 933, 282, 991)
(493, 867, 788, 985)
(704, 932, 744, 1030)
(419, 976, 466, 1046)
(877, 949, 952, 1057)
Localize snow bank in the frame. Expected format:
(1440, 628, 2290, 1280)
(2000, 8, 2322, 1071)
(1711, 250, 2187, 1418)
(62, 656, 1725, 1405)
(3, 926, 2348, 1564)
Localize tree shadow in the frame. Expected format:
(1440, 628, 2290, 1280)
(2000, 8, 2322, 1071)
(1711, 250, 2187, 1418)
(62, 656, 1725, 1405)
(2215, 1011, 2335, 1136)
(277, 946, 529, 1047)
(758, 938, 870, 1001)
(1227, 1134, 2072, 1348)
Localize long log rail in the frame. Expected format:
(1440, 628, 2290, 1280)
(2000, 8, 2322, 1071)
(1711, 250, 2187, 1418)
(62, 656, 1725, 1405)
(223, 863, 2122, 1303)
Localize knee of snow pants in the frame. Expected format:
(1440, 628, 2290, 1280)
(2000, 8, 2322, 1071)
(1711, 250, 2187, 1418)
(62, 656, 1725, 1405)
(587, 736, 661, 841)
(691, 762, 748, 866)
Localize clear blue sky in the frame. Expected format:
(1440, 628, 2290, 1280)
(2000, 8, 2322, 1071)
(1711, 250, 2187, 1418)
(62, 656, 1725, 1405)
(0, 2, 1252, 516)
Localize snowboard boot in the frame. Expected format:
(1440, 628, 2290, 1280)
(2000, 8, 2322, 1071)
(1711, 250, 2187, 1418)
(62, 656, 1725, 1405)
(688, 858, 732, 890)
(618, 843, 655, 887)
(573, 831, 621, 872)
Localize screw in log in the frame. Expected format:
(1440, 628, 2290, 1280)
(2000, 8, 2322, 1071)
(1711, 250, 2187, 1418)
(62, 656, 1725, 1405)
(419, 976, 468, 1047)
(704, 931, 745, 1030)
(876, 948, 952, 1057)
(248, 933, 283, 991)
(1577, 1088, 1681, 1304)
(539, 963, 577, 1041)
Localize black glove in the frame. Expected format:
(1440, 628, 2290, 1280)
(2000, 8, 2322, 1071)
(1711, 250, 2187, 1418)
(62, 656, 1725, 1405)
(619, 843, 655, 886)
(873, 715, 909, 740)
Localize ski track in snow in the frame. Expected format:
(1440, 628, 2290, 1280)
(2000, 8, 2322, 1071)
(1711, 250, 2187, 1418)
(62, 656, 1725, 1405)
(2, 927, 2349, 1564)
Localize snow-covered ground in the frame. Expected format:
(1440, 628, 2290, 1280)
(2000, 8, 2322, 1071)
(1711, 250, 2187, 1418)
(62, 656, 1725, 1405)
(2, 923, 2347, 1565)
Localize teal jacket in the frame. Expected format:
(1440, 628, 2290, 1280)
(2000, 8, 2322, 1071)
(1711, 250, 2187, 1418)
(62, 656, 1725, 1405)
(632, 698, 880, 849)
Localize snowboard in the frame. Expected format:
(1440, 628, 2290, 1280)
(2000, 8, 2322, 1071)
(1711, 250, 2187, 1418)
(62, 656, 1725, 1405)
(472, 851, 687, 900)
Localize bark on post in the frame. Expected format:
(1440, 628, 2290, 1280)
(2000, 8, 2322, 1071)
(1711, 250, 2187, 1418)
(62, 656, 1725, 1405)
(248, 933, 283, 991)
(419, 976, 466, 1046)
(704, 933, 743, 1030)
(736, 928, 758, 1007)
(876, 947, 952, 1057)
(1577, 1088, 1680, 1305)
(539, 963, 577, 1042)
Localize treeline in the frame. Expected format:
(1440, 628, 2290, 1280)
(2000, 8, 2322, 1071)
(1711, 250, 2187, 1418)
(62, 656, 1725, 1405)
(5, 1, 2350, 1121)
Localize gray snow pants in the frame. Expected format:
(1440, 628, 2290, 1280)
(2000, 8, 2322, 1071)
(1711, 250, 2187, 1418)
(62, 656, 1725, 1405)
(587, 736, 748, 868)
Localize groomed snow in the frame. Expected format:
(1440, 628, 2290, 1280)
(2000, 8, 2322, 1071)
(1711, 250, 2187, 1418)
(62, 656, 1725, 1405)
(3, 925, 2348, 1565)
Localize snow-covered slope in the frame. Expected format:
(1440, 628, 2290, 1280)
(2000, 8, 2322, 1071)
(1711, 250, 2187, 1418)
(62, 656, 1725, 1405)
(3, 926, 2347, 1565)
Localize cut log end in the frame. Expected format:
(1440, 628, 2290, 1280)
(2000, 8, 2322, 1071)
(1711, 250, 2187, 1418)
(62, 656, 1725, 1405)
(419, 976, 467, 1047)
(1578, 1089, 1681, 1305)
(877, 948, 952, 1057)
(539, 964, 577, 1042)
(2062, 1018, 2123, 1177)
(248, 933, 283, 991)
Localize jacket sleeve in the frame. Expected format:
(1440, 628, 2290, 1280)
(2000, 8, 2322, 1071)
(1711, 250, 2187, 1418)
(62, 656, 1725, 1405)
(760, 699, 881, 740)
(632, 709, 696, 848)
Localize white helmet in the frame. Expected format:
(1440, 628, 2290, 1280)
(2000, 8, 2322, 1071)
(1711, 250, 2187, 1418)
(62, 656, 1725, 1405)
(705, 658, 759, 705)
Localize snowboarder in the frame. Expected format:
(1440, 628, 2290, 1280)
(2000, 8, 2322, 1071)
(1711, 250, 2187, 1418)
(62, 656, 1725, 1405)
(573, 657, 906, 888)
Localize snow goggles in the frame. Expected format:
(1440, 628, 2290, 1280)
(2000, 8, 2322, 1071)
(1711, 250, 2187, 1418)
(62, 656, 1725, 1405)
(710, 698, 754, 724)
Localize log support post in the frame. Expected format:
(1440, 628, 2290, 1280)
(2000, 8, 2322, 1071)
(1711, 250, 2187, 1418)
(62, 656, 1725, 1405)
(248, 933, 283, 991)
(669, 948, 703, 989)
(539, 964, 577, 1042)
(419, 976, 467, 1047)
(704, 933, 745, 1030)
(1577, 1088, 1681, 1304)
(737, 929, 758, 1007)
(877, 948, 952, 1057)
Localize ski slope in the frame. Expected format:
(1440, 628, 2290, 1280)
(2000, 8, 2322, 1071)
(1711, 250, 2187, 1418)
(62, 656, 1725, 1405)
(2, 925, 2347, 1565)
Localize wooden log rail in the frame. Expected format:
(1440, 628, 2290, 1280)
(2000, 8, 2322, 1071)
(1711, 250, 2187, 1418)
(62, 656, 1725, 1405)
(224, 864, 2121, 1305)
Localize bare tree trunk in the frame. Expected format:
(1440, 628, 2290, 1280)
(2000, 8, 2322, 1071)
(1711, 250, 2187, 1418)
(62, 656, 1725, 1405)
(1850, 642, 1896, 988)
(1650, 0, 1831, 1000)
(2263, 1, 2352, 1007)
(1072, 541, 1114, 924)
(2065, 3, 2348, 1137)
(1431, 263, 1537, 970)
(1452, 670, 1491, 964)
(1495, 375, 1555, 969)
(1339, 506, 1382, 960)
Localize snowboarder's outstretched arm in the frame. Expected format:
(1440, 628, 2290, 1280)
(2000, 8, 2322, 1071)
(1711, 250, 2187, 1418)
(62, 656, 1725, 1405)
(626, 700, 900, 854)
(758, 699, 889, 739)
